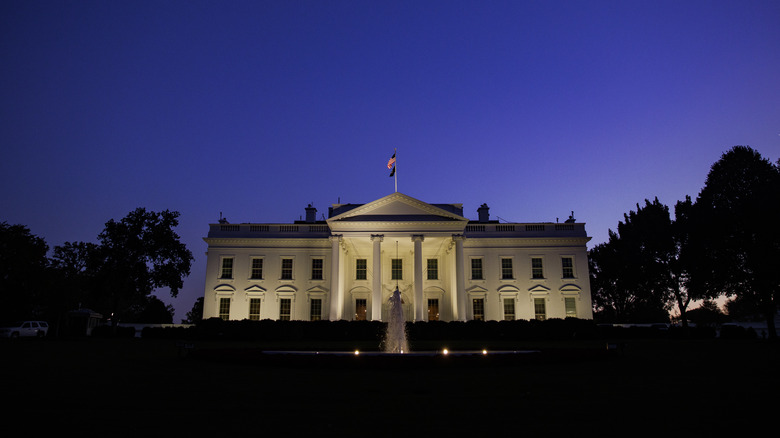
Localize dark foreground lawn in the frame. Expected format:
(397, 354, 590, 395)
(2, 337, 777, 436)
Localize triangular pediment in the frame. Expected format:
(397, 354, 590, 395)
(327, 192, 467, 223)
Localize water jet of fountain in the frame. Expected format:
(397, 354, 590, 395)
(382, 287, 409, 353)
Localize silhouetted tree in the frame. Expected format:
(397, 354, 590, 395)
(183, 297, 204, 324)
(669, 196, 716, 330)
(684, 300, 728, 327)
(49, 241, 100, 332)
(92, 208, 193, 322)
(687, 146, 780, 338)
(589, 198, 676, 323)
(130, 295, 175, 323)
(0, 223, 49, 321)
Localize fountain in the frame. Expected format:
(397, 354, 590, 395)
(381, 287, 409, 353)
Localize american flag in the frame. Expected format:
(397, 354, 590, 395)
(387, 152, 396, 169)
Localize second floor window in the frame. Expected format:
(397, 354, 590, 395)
(562, 257, 574, 278)
(471, 258, 483, 280)
(250, 258, 263, 279)
(311, 258, 323, 280)
(220, 258, 233, 279)
(281, 258, 293, 280)
(501, 258, 513, 279)
(531, 257, 544, 279)
(391, 258, 403, 280)
(356, 259, 367, 280)
(427, 259, 438, 280)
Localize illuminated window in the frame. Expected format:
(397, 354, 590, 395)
(501, 258, 513, 279)
(356, 259, 367, 280)
(534, 298, 546, 321)
(281, 258, 293, 280)
(472, 298, 484, 321)
(219, 297, 230, 320)
(427, 259, 438, 280)
(249, 298, 261, 320)
(311, 258, 323, 280)
(531, 258, 544, 279)
(310, 299, 322, 321)
(391, 259, 403, 280)
(565, 297, 577, 318)
(503, 298, 515, 321)
(355, 299, 367, 321)
(428, 299, 439, 321)
(471, 258, 483, 280)
(279, 298, 291, 321)
(220, 257, 233, 279)
(250, 258, 263, 279)
(562, 257, 574, 278)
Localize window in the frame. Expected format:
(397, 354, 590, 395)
(281, 258, 293, 280)
(501, 258, 513, 279)
(428, 299, 439, 321)
(471, 258, 483, 280)
(503, 298, 515, 321)
(356, 259, 367, 280)
(391, 259, 403, 280)
(427, 259, 438, 280)
(472, 298, 485, 321)
(220, 257, 233, 279)
(534, 298, 546, 321)
(531, 257, 544, 279)
(250, 258, 263, 279)
(355, 299, 367, 321)
(219, 297, 230, 320)
(279, 298, 291, 321)
(311, 258, 323, 280)
(565, 297, 577, 318)
(310, 299, 322, 321)
(249, 298, 262, 320)
(562, 257, 574, 278)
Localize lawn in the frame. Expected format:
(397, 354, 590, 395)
(2, 336, 777, 436)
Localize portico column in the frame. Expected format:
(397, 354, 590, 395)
(329, 234, 342, 320)
(412, 234, 425, 321)
(371, 234, 383, 321)
(453, 234, 466, 321)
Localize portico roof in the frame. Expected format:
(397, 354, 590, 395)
(326, 192, 469, 233)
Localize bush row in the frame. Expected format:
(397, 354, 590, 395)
(138, 318, 759, 341)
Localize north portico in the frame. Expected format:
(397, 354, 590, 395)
(202, 192, 593, 322)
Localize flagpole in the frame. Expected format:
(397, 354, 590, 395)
(394, 148, 397, 193)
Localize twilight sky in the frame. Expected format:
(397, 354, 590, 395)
(2, 1, 779, 322)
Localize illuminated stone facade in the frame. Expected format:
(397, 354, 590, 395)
(202, 192, 593, 322)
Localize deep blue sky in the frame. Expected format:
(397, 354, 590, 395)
(2, 1, 779, 322)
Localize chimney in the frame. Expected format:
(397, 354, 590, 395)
(477, 203, 490, 222)
(305, 204, 317, 223)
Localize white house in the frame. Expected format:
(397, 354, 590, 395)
(202, 192, 593, 322)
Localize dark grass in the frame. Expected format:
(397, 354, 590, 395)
(2, 337, 778, 436)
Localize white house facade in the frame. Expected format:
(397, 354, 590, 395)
(202, 192, 593, 322)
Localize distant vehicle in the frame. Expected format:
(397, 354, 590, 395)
(0, 321, 49, 338)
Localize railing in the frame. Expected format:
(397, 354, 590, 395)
(209, 223, 332, 236)
(464, 222, 587, 237)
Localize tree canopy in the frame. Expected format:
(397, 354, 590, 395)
(0, 223, 49, 321)
(589, 198, 677, 323)
(92, 208, 194, 321)
(686, 146, 780, 337)
(590, 146, 779, 331)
